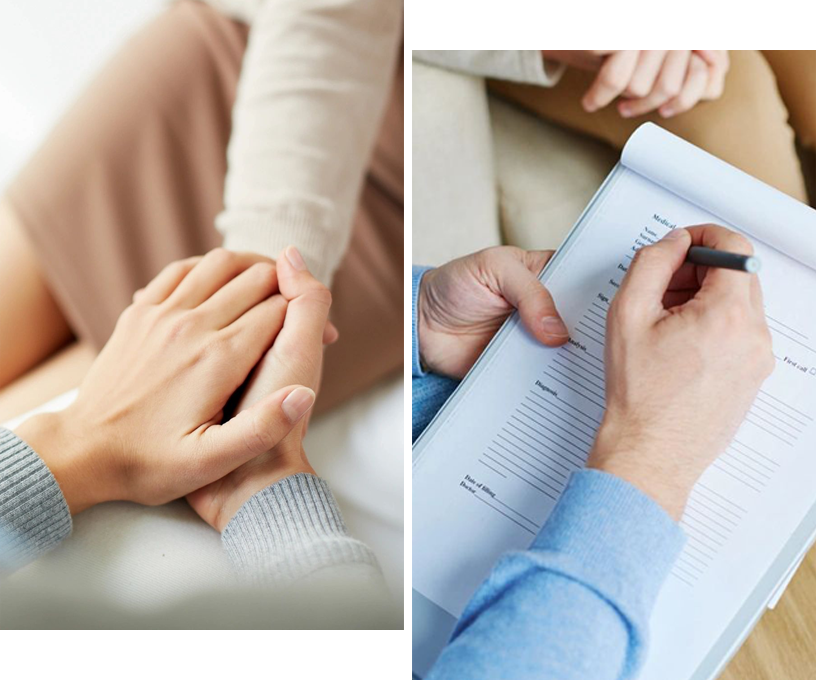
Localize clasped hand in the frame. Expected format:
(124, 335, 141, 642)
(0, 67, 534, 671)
(16, 245, 335, 532)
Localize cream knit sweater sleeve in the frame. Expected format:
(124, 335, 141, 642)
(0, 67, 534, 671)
(215, 0, 403, 287)
(413, 50, 566, 87)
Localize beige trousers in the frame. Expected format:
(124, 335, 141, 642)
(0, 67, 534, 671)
(5, 1, 404, 413)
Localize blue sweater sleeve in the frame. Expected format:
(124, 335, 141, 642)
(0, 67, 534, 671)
(427, 470, 685, 680)
(412, 266, 458, 442)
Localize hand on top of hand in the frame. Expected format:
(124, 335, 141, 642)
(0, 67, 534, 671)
(187, 245, 333, 531)
(16, 246, 334, 521)
(587, 225, 774, 519)
(418, 246, 569, 379)
(542, 50, 730, 118)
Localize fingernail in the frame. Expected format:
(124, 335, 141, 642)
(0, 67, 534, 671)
(662, 228, 686, 241)
(660, 106, 675, 118)
(282, 387, 315, 422)
(619, 105, 633, 118)
(542, 316, 569, 338)
(286, 246, 307, 271)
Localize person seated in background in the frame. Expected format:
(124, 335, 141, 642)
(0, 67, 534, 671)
(415, 50, 815, 205)
(412, 224, 773, 679)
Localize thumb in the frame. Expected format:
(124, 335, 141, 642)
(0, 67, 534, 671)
(495, 251, 569, 347)
(617, 228, 691, 320)
(201, 385, 315, 474)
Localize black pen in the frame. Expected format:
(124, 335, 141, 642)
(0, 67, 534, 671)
(686, 246, 761, 273)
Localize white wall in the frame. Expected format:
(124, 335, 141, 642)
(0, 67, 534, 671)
(0, 0, 164, 190)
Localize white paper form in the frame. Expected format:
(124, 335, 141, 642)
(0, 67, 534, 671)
(413, 127, 816, 680)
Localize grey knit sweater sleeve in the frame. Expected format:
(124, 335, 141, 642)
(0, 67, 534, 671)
(221, 472, 384, 586)
(1, 428, 382, 588)
(0, 428, 72, 573)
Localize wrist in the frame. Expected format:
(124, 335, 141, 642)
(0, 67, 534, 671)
(14, 410, 113, 514)
(586, 418, 698, 521)
(212, 445, 315, 533)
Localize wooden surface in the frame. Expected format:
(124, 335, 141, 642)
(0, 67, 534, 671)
(720, 547, 816, 680)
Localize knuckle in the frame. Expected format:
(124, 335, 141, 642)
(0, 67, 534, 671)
(608, 294, 636, 326)
(632, 245, 663, 270)
(728, 233, 754, 256)
(599, 69, 627, 92)
(206, 247, 234, 267)
(293, 285, 333, 310)
(250, 261, 277, 286)
(245, 412, 276, 452)
(657, 79, 681, 98)
(721, 300, 749, 328)
(627, 83, 649, 98)
(165, 310, 198, 342)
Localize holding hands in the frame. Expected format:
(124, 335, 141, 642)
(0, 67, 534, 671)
(16, 246, 332, 524)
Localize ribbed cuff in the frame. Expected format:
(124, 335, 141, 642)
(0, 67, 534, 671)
(532, 469, 685, 627)
(412, 265, 432, 377)
(222, 473, 380, 585)
(217, 201, 340, 287)
(0, 428, 72, 572)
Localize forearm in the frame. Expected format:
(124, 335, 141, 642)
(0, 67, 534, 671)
(428, 470, 685, 680)
(0, 428, 72, 574)
(413, 50, 565, 87)
(217, 0, 402, 286)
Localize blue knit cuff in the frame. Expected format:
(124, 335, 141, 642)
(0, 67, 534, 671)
(412, 265, 433, 377)
(531, 469, 685, 624)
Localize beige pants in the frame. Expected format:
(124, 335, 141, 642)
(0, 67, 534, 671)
(5, 1, 404, 413)
(490, 50, 816, 204)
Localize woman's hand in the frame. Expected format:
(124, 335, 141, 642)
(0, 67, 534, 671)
(587, 225, 774, 519)
(543, 50, 729, 118)
(418, 246, 569, 379)
(187, 246, 332, 532)
(15, 249, 316, 514)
